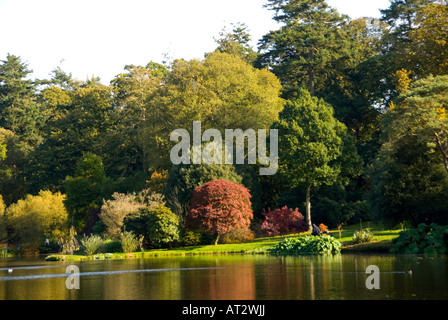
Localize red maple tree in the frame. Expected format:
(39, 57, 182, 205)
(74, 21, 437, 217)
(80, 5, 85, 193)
(260, 206, 308, 236)
(187, 179, 253, 245)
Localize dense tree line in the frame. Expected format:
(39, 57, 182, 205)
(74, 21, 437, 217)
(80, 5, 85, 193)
(0, 0, 447, 251)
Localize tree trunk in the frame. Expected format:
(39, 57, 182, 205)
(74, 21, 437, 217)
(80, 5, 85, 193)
(308, 66, 315, 97)
(142, 148, 147, 177)
(215, 234, 220, 246)
(308, 47, 315, 97)
(305, 184, 312, 231)
(434, 131, 448, 175)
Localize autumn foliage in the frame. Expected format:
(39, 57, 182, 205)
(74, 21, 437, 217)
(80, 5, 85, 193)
(260, 206, 308, 236)
(319, 223, 328, 233)
(187, 179, 253, 245)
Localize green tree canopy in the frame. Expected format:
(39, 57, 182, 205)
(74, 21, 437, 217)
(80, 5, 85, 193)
(369, 74, 448, 226)
(144, 51, 283, 170)
(272, 88, 359, 229)
(0, 54, 43, 146)
(27, 83, 113, 193)
(214, 22, 259, 65)
(5, 190, 68, 248)
(258, 0, 352, 97)
(388, 75, 448, 173)
(64, 153, 106, 233)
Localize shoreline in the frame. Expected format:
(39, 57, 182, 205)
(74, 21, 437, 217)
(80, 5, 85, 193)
(44, 239, 394, 262)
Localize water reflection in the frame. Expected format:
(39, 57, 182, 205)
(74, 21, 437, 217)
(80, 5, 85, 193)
(0, 254, 447, 300)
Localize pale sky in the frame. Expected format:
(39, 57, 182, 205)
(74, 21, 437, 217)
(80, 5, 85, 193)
(0, 0, 391, 84)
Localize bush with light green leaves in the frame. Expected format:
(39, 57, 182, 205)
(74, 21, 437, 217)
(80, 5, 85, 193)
(270, 235, 342, 255)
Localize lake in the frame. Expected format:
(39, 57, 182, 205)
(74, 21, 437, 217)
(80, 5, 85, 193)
(0, 254, 447, 300)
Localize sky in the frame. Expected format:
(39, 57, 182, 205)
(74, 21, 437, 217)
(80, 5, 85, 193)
(0, 0, 391, 84)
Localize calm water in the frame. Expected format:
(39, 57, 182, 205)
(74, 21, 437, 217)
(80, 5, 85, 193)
(0, 254, 447, 300)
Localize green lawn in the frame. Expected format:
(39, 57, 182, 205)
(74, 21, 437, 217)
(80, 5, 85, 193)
(330, 222, 402, 243)
(45, 222, 403, 261)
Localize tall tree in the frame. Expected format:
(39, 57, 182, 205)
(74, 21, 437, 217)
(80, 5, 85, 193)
(380, 0, 435, 41)
(0, 54, 42, 203)
(368, 74, 448, 227)
(258, 0, 351, 97)
(64, 153, 106, 233)
(145, 51, 283, 170)
(187, 179, 253, 245)
(379, 0, 437, 79)
(27, 83, 112, 193)
(108, 63, 168, 179)
(214, 22, 259, 65)
(388, 75, 448, 174)
(272, 88, 359, 229)
(408, 0, 448, 77)
(0, 54, 42, 147)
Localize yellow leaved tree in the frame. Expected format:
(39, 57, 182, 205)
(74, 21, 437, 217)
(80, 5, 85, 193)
(5, 191, 69, 249)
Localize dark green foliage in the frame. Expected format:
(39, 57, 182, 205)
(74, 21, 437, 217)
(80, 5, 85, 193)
(0, 55, 42, 204)
(312, 190, 370, 228)
(0, 54, 43, 145)
(124, 205, 180, 249)
(259, 0, 352, 97)
(270, 235, 342, 255)
(273, 88, 362, 228)
(92, 220, 107, 235)
(391, 224, 448, 254)
(102, 239, 123, 253)
(26, 83, 113, 194)
(64, 153, 106, 232)
(368, 136, 448, 227)
(369, 76, 448, 227)
(123, 208, 152, 243)
(180, 230, 202, 247)
(214, 22, 259, 65)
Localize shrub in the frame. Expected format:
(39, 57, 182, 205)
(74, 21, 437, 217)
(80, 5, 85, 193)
(270, 235, 342, 255)
(352, 230, 374, 244)
(181, 230, 202, 247)
(221, 228, 255, 244)
(187, 179, 253, 245)
(146, 205, 180, 248)
(81, 234, 104, 255)
(319, 223, 328, 233)
(146, 170, 168, 194)
(60, 226, 80, 255)
(260, 206, 308, 236)
(103, 239, 123, 253)
(120, 231, 142, 253)
(99, 192, 145, 238)
(391, 223, 448, 254)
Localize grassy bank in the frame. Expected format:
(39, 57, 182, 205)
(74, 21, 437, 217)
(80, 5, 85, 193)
(45, 223, 403, 261)
(332, 222, 402, 253)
